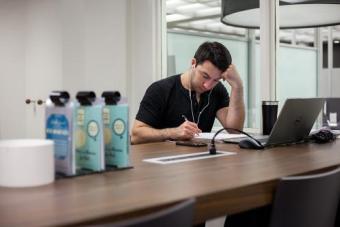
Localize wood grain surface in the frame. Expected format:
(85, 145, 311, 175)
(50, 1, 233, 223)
(1, 140, 340, 226)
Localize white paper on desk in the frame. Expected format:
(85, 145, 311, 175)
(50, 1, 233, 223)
(195, 132, 246, 140)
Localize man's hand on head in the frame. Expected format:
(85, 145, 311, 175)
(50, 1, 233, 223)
(222, 64, 243, 89)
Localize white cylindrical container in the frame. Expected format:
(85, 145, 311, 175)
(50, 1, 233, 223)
(0, 139, 54, 187)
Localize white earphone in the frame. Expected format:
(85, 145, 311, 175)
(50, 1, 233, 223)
(188, 66, 213, 126)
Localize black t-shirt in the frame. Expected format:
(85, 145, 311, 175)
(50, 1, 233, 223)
(136, 74, 230, 132)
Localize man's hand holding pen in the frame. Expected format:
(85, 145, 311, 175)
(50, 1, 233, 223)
(168, 114, 202, 140)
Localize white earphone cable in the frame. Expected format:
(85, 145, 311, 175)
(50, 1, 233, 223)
(189, 69, 195, 122)
(188, 68, 213, 126)
(196, 88, 213, 126)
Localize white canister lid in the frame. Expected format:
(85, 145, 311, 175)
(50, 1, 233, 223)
(0, 139, 54, 187)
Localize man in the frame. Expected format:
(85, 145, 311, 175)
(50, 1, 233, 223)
(131, 41, 245, 144)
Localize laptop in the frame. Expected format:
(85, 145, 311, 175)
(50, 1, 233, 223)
(224, 98, 325, 147)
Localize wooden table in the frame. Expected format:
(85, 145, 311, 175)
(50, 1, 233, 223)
(1, 140, 340, 226)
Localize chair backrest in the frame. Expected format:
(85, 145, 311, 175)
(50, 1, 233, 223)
(269, 166, 340, 227)
(109, 198, 195, 227)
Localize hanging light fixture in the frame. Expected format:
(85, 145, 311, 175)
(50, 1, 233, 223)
(221, 0, 340, 29)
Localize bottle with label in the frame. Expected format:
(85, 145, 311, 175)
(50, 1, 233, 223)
(102, 91, 130, 168)
(75, 91, 105, 173)
(45, 91, 76, 176)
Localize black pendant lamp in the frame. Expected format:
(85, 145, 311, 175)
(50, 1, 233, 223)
(221, 0, 340, 29)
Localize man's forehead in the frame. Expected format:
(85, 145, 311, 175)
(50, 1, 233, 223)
(197, 62, 223, 79)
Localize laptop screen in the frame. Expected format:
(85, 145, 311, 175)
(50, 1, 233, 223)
(266, 98, 325, 146)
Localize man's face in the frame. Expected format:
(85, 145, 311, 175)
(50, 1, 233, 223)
(191, 60, 222, 94)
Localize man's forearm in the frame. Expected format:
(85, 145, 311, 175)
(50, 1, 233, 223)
(226, 86, 245, 130)
(131, 126, 173, 145)
(131, 119, 199, 144)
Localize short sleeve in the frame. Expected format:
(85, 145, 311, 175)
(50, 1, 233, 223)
(135, 82, 166, 128)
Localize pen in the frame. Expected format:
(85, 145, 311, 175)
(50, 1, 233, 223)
(181, 114, 188, 122)
(182, 114, 200, 136)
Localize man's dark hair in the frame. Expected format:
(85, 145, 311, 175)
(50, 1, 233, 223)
(194, 41, 232, 72)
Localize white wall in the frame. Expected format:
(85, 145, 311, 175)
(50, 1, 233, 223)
(61, 0, 128, 97)
(25, 0, 63, 137)
(0, 0, 27, 138)
(127, 0, 163, 126)
(0, 0, 161, 139)
(320, 68, 340, 97)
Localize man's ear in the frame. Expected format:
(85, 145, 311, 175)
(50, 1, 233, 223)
(191, 58, 196, 68)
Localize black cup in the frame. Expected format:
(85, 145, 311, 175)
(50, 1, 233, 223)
(262, 101, 278, 135)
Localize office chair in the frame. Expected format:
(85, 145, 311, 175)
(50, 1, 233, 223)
(269, 166, 340, 227)
(108, 198, 195, 227)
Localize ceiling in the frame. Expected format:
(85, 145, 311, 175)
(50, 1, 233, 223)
(166, 0, 340, 45)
